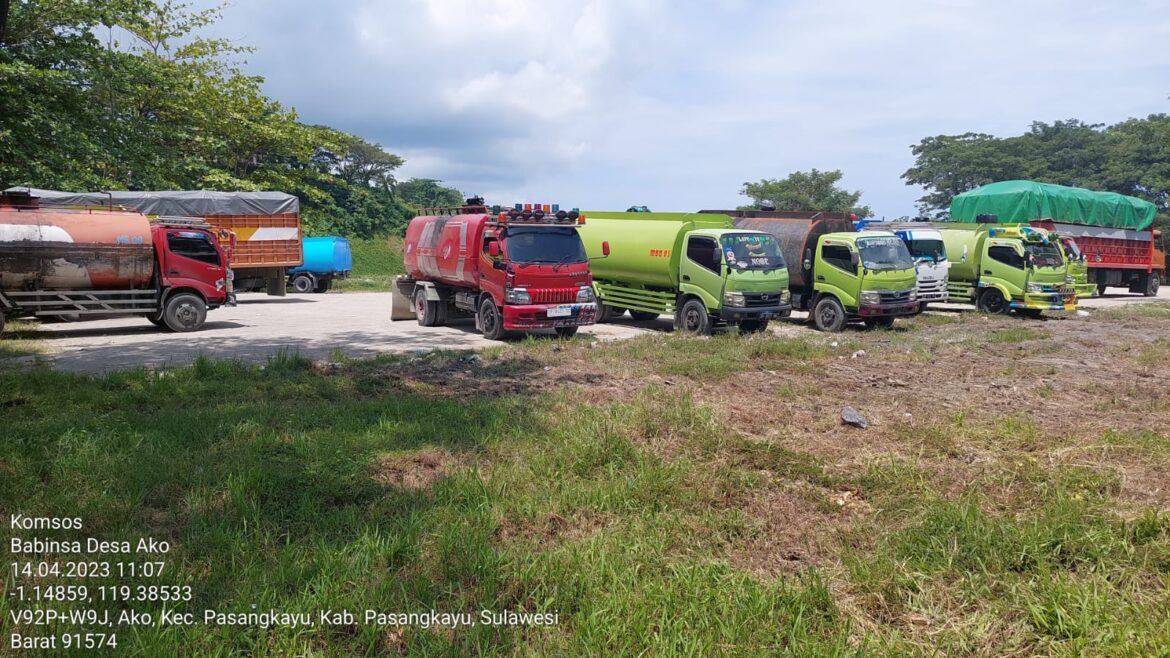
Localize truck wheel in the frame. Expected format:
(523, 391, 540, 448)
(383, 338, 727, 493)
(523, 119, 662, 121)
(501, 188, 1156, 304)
(479, 298, 506, 340)
(555, 326, 578, 339)
(414, 289, 443, 327)
(1145, 273, 1160, 297)
(909, 302, 926, 316)
(291, 274, 315, 294)
(676, 298, 711, 335)
(163, 293, 207, 332)
(313, 278, 333, 293)
(598, 304, 625, 322)
(1095, 283, 1107, 297)
(629, 310, 659, 321)
(976, 288, 1009, 314)
(812, 296, 847, 332)
(864, 316, 895, 329)
(147, 312, 167, 329)
(738, 319, 769, 333)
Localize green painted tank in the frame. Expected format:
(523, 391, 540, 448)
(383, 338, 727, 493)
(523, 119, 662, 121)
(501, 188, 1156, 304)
(578, 212, 733, 290)
(937, 226, 987, 282)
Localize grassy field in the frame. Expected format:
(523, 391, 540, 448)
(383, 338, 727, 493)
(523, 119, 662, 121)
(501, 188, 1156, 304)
(2, 307, 1169, 655)
(332, 236, 404, 292)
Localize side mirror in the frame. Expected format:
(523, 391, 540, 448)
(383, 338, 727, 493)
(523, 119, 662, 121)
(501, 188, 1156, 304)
(850, 250, 860, 267)
(1025, 252, 1035, 269)
(492, 260, 506, 270)
(488, 242, 500, 258)
(712, 245, 723, 264)
(602, 240, 610, 257)
(803, 248, 812, 270)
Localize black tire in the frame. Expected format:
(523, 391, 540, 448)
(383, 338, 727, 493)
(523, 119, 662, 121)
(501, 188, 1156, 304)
(1144, 273, 1160, 297)
(908, 302, 926, 316)
(147, 312, 167, 329)
(414, 288, 443, 327)
(676, 298, 711, 335)
(1095, 283, 1107, 298)
(812, 296, 847, 332)
(313, 278, 333, 293)
(163, 293, 207, 332)
(738, 319, 770, 333)
(976, 288, 1009, 314)
(598, 304, 625, 322)
(479, 297, 506, 340)
(864, 316, 895, 329)
(555, 326, 578, 339)
(629, 310, 659, 321)
(290, 274, 315, 294)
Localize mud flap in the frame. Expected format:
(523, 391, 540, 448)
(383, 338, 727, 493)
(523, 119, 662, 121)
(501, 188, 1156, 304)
(390, 277, 416, 321)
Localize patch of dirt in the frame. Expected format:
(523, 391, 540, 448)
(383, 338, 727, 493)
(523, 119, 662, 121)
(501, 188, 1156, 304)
(372, 449, 464, 492)
(494, 509, 616, 546)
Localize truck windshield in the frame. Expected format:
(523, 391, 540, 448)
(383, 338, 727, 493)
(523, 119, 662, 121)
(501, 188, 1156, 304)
(504, 227, 587, 264)
(1060, 238, 1083, 261)
(858, 236, 914, 271)
(1025, 241, 1064, 268)
(721, 233, 785, 271)
(905, 238, 946, 263)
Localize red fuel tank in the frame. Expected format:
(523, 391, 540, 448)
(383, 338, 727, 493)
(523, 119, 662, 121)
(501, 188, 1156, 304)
(0, 206, 155, 290)
(403, 212, 486, 289)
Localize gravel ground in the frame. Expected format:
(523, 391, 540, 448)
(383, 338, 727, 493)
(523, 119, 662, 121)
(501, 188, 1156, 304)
(6, 287, 1167, 373)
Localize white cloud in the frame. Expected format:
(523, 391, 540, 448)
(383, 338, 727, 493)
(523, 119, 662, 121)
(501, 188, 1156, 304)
(206, 0, 1170, 214)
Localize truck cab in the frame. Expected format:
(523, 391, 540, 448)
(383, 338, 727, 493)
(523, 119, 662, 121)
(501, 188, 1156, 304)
(801, 231, 919, 331)
(677, 228, 792, 333)
(940, 224, 1076, 314)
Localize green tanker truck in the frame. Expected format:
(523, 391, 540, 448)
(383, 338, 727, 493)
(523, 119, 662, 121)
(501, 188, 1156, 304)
(705, 212, 919, 331)
(576, 212, 791, 334)
(937, 223, 1076, 315)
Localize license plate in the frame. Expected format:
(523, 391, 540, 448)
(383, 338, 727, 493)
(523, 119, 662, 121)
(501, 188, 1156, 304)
(547, 305, 574, 318)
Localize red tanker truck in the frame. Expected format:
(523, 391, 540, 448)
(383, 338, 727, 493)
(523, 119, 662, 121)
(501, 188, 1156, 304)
(0, 191, 229, 333)
(391, 198, 601, 339)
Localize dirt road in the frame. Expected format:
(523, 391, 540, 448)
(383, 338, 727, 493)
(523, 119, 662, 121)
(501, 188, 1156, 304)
(7, 288, 1166, 373)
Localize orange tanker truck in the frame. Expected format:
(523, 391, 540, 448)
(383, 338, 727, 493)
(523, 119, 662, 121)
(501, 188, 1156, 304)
(0, 190, 230, 333)
(7, 187, 302, 296)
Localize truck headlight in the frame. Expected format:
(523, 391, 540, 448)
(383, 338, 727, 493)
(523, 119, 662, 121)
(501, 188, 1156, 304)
(722, 291, 745, 307)
(780, 290, 791, 304)
(505, 288, 530, 304)
(908, 289, 917, 302)
(1064, 275, 1076, 284)
(576, 285, 595, 302)
(860, 291, 880, 305)
(1026, 282, 1042, 293)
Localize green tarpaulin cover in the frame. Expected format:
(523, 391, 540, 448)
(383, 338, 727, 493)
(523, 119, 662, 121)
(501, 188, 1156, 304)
(949, 180, 1156, 231)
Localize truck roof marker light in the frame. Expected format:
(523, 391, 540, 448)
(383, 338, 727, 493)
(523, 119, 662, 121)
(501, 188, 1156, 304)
(515, 203, 522, 211)
(577, 214, 586, 225)
(498, 212, 508, 222)
(523, 203, 532, 211)
(552, 204, 560, 213)
(542, 204, 551, 213)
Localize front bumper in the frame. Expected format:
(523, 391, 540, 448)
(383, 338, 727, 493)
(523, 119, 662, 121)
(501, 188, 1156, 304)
(503, 302, 597, 329)
(1073, 283, 1096, 298)
(916, 281, 949, 303)
(719, 303, 792, 322)
(1012, 291, 1077, 311)
(859, 302, 920, 317)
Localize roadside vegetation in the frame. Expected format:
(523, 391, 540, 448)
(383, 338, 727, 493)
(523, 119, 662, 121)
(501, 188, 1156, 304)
(332, 236, 406, 292)
(2, 309, 1168, 656)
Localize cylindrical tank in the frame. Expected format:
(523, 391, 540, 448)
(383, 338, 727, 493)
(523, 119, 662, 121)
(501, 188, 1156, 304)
(297, 236, 352, 274)
(717, 214, 854, 289)
(937, 227, 986, 281)
(578, 212, 733, 289)
(0, 207, 155, 290)
(403, 213, 485, 288)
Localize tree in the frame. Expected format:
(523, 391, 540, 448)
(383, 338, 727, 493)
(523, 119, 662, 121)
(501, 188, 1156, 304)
(739, 169, 871, 217)
(903, 116, 1170, 226)
(395, 178, 464, 210)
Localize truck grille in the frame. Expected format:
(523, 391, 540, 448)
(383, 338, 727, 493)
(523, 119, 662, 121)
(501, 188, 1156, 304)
(743, 292, 785, 307)
(878, 289, 914, 304)
(530, 287, 578, 304)
(916, 279, 948, 301)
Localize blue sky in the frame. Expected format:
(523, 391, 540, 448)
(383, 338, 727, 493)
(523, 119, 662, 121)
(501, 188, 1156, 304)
(202, 0, 1170, 216)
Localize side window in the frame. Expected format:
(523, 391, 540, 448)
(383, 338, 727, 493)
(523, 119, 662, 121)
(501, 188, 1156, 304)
(686, 237, 720, 273)
(821, 244, 854, 272)
(988, 245, 1023, 268)
(483, 236, 499, 257)
(167, 232, 220, 265)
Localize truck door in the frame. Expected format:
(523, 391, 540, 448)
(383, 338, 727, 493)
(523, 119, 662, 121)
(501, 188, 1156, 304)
(681, 235, 725, 309)
(818, 242, 859, 306)
(984, 243, 1025, 295)
(162, 229, 227, 293)
(479, 230, 504, 303)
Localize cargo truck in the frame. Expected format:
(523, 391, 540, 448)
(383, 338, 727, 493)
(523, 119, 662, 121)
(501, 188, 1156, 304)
(952, 180, 1163, 297)
(706, 211, 919, 331)
(10, 188, 302, 296)
(391, 199, 598, 339)
(854, 220, 950, 313)
(936, 222, 1076, 315)
(0, 190, 229, 333)
(287, 236, 352, 293)
(577, 212, 790, 334)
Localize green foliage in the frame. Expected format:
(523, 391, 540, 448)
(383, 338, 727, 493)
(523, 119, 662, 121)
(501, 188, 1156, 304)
(739, 169, 871, 217)
(904, 117, 1170, 227)
(396, 177, 465, 210)
(0, 0, 441, 239)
